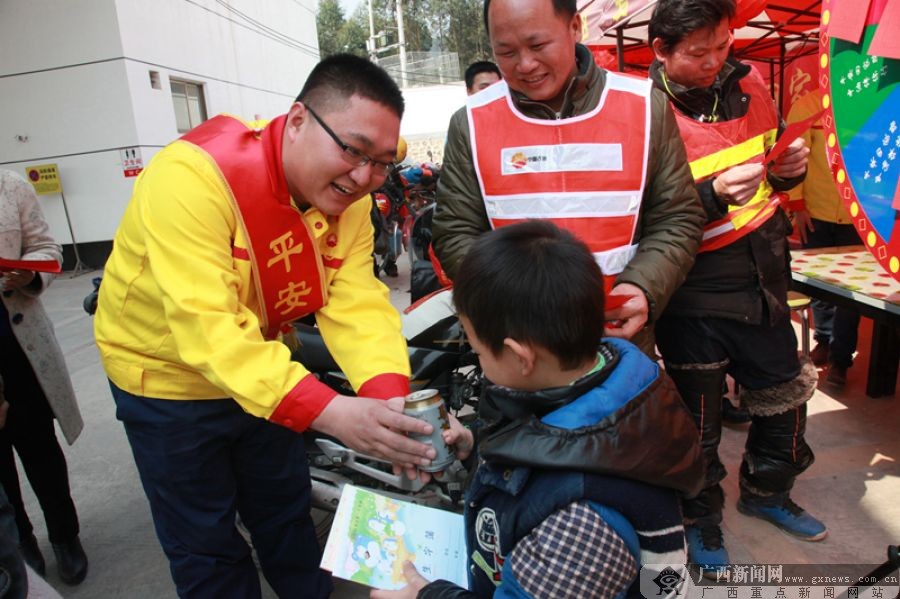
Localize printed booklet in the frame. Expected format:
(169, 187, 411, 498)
(320, 484, 468, 590)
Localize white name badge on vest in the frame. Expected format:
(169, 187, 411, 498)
(500, 143, 623, 175)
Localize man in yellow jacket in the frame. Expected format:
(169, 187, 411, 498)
(94, 55, 435, 599)
(786, 88, 861, 386)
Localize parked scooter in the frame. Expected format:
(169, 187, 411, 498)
(371, 166, 409, 278)
(293, 288, 480, 539)
(399, 163, 451, 303)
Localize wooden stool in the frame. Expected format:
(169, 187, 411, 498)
(787, 291, 812, 359)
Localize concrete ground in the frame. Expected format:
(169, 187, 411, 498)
(20, 259, 900, 597)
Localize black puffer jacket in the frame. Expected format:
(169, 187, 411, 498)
(649, 57, 805, 325)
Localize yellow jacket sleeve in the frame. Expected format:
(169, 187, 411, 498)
(96, 144, 409, 429)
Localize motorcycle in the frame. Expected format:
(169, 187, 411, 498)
(294, 288, 481, 540)
(398, 163, 451, 304)
(371, 163, 442, 284)
(371, 167, 410, 278)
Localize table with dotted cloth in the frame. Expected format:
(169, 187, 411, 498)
(791, 246, 900, 397)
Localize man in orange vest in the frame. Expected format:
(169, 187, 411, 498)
(94, 55, 437, 598)
(432, 0, 706, 356)
(649, 0, 824, 577)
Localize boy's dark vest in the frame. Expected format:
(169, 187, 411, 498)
(465, 466, 684, 598)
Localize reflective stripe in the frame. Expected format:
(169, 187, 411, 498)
(728, 181, 774, 228)
(699, 195, 782, 252)
(594, 244, 639, 276)
(484, 192, 641, 219)
(702, 184, 774, 241)
(606, 72, 654, 96)
(499, 143, 623, 175)
(688, 130, 774, 181)
(702, 221, 735, 240)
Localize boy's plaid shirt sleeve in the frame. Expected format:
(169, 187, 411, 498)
(509, 500, 638, 597)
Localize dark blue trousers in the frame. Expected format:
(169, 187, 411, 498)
(111, 383, 332, 599)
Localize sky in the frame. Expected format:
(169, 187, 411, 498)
(340, 0, 363, 16)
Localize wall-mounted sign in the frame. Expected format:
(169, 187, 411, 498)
(24, 163, 62, 195)
(120, 147, 144, 178)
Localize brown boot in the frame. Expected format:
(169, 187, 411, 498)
(826, 364, 848, 387)
(809, 342, 830, 366)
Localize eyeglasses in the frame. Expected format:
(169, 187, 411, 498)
(305, 106, 394, 176)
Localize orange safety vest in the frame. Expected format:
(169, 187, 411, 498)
(180, 115, 327, 339)
(467, 74, 651, 291)
(672, 66, 781, 253)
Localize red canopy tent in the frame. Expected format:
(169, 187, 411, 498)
(577, 0, 822, 113)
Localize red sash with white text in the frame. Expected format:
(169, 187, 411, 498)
(180, 114, 327, 339)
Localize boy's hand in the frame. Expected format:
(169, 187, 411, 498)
(395, 412, 474, 482)
(443, 413, 474, 461)
(604, 283, 648, 340)
(370, 561, 429, 598)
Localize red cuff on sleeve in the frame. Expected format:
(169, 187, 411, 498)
(268, 374, 338, 432)
(357, 373, 410, 400)
(786, 199, 807, 213)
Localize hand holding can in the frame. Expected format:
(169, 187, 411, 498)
(403, 389, 456, 472)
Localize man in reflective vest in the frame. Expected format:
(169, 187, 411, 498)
(94, 55, 437, 598)
(649, 0, 824, 578)
(432, 0, 706, 356)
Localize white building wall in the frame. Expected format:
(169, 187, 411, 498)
(0, 0, 319, 249)
(398, 82, 467, 164)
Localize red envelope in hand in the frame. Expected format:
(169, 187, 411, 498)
(0, 258, 62, 274)
(765, 108, 826, 165)
(604, 294, 630, 311)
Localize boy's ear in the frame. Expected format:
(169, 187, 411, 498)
(503, 337, 536, 376)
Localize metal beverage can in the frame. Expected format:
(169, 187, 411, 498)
(404, 389, 456, 472)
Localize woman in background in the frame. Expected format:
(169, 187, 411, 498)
(0, 169, 87, 585)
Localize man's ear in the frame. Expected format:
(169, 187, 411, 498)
(503, 338, 536, 376)
(570, 12, 583, 44)
(651, 38, 668, 63)
(284, 102, 307, 141)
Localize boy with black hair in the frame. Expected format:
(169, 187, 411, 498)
(373, 220, 704, 599)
